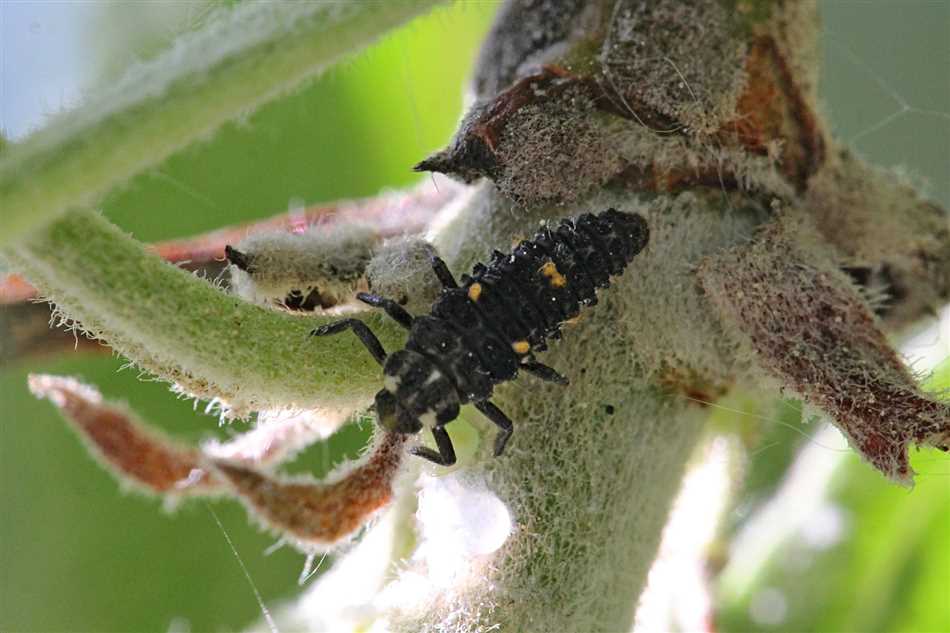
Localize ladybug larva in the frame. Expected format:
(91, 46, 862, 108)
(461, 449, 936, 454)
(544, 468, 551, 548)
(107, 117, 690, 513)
(312, 208, 649, 465)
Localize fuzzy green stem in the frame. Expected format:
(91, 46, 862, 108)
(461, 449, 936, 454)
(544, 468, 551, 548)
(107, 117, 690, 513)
(4, 209, 403, 415)
(393, 183, 767, 633)
(0, 0, 443, 246)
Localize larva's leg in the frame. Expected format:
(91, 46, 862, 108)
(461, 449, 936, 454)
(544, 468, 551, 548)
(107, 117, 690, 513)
(356, 292, 414, 329)
(520, 361, 569, 385)
(310, 319, 387, 365)
(475, 400, 514, 456)
(430, 255, 459, 289)
(411, 426, 457, 466)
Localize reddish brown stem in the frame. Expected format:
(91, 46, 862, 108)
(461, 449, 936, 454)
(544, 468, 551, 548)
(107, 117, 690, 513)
(30, 372, 411, 547)
(28, 374, 221, 495)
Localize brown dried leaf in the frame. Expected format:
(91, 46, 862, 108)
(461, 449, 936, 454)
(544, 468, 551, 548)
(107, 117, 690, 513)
(699, 219, 950, 484)
(213, 431, 409, 547)
(30, 373, 410, 546)
(416, 1, 825, 204)
(28, 374, 221, 495)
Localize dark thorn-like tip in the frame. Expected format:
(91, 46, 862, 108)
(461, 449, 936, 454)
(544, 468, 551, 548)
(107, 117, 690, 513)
(413, 158, 437, 173)
(224, 245, 253, 272)
(413, 149, 453, 174)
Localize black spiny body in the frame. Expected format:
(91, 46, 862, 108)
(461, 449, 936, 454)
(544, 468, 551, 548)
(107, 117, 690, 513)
(309, 208, 649, 465)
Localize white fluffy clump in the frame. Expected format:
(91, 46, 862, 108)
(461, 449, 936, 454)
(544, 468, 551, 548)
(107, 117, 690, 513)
(406, 473, 512, 585)
(252, 470, 511, 633)
(365, 236, 443, 314)
(229, 226, 446, 317)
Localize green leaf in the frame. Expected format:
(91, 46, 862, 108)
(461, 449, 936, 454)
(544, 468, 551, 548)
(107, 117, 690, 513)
(4, 209, 404, 415)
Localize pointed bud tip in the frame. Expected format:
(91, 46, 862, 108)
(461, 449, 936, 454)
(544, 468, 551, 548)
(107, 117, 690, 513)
(224, 245, 253, 272)
(412, 158, 437, 173)
(413, 149, 454, 175)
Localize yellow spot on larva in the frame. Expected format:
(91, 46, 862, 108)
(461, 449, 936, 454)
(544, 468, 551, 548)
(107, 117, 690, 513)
(512, 340, 530, 354)
(540, 261, 567, 288)
(468, 282, 483, 302)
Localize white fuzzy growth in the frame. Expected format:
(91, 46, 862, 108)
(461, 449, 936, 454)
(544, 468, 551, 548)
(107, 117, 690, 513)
(255, 482, 419, 633)
(366, 236, 444, 314)
(202, 406, 355, 467)
(601, 0, 748, 134)
(230, 223, 376, 308)
(415, 474, 512, 560)
(382, 474, 512, 611)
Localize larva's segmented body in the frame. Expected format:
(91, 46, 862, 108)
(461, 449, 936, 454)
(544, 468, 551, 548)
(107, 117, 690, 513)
(311, 208, 649, 465)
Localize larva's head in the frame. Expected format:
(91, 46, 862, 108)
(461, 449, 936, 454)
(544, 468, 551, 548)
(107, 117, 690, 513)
(374, 389, 421, 435)
(374, 350, 460, 435)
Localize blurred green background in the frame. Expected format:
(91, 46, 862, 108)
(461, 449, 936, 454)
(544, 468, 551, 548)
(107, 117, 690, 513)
(1, 2, 948, 632)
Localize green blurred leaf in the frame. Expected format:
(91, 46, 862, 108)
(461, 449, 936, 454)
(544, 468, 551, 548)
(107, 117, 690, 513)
(924, 357, 950, 392)
(708, 392, 815, 536)
(716, 354, 950, 632)
(716, 446, 949, 633)
(0, 0, 444, 245)
(100, 3, 496, 241)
